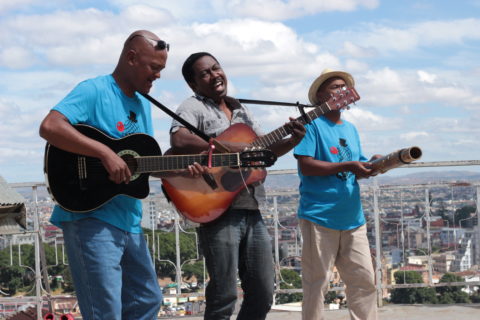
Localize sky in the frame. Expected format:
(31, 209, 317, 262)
(1, 0, 480, 183)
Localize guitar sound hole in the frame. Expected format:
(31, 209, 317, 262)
(123, 155, 138, 174)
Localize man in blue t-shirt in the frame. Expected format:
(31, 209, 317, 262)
(294, 69, 380, 320)
(39, 30, 203, 320)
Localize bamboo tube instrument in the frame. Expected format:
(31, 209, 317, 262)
(370, 146, 422, 175)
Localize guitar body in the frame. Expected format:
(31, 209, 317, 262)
(162, 123, 266, 223)
(44, 125, 161, 212)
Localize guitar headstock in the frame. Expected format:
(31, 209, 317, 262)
(325, 87, 360, 111)
(239, 148, 277, 168)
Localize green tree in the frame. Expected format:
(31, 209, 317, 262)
(275, 269, 303, 304)
(0, 242, 74, 296)
(324, 291, 338, 304)
(182, 261, 205, 283)
(143, 228, 199, 280)
(390, 271, 437, 304)
(0, 244, 36, 295)
(436, 273, 471, 304)
(0, 266, 23, 296)
(454, 206, 476, 227)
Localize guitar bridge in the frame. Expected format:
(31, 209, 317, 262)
(78, 156, 88, 191)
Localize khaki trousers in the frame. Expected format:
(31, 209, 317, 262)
(299, 219, 378, 320)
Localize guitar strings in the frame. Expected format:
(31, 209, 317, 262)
(78, 153, 243, 172)
(238, 167, 250, 195)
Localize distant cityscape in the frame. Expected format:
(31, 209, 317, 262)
(1, 169, 479, 318)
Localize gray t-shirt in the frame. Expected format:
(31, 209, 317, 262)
(170, 94, 266, 209)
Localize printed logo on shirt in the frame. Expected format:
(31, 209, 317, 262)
(335, 138, 353, 181)
(117, 111, 139, 136)
(330, 146, 339, 155)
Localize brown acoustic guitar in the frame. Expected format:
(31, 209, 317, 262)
(162, 87, 361, 223)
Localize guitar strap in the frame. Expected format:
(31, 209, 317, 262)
(142, 93, 314, 139)
(238, 98, 312, 108)
(239, 98, 312, 124)
(141, 93, 211, 142)
(141, 93, 231, 153)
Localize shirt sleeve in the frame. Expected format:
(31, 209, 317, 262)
(170, 97, 203, 133)
(52, 79, 97, 125)
(294, 122, 317, 158)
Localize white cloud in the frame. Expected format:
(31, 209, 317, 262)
(426, 117, 480, 134)
(399, 105, 411, 115)
(359, 67, 410, 106)
(355, 68, 480, 110)
(317, 18, 480, 56)
(343, 108, 401, 132)
(340, 41, 378, 58)
(254, 82, 310, 103)
(0, 0, 36, 14)
(0, 6, 176, 69)
(417, 70, 437, 84)
(120, 4, 174, 25)
(225, 0, 380, 20)
(0, 98, 47, 166)
(400, 131, 429, 141)
(108, 0, 379, 21)
(0, 46, 36, 69)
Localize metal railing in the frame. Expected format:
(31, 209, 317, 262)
(1, 160, 480, 318)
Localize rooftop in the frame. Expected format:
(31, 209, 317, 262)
(184, 304, 480, 320)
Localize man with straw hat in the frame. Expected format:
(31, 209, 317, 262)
(294, 69, 379, 320)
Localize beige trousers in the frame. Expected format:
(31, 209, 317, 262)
(299, 219, 378, 320)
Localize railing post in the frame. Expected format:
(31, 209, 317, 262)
(273, 196, 280, 305)
(425, 189, 433, 285)
(373, 178, 383, 307)
(32, 186, 43, 320)
(477, 186, 480, 266)
(175, 212, 182, 296)
(151, 204, 156, 271)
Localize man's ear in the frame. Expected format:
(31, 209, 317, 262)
(126, 49, 137, 66)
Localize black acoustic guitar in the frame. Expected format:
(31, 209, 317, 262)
(44, 124, 277, 213)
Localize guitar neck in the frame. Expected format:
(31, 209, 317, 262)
(251, 101, 332, 148)
(134, 153, 240, 173)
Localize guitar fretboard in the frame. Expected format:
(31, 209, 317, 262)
(135, 153, 241, 173)
(251, 101, 332, 148)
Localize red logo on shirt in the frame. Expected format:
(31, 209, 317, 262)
(330, 146, 339, 154)
(116, 121, 125, 132)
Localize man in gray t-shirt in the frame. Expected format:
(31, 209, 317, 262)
(169, 52, 305, 320)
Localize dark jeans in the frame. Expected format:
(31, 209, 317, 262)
(198, 209, 274, 320)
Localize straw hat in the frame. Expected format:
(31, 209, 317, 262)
(308, 68, 355, 105)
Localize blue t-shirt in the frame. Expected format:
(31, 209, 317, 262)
(49, 74, 153, 233)
(294, 116, 367, 230)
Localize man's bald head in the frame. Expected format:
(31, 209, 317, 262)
(122, 30, 168, 55)
(113, 30, 169, 96)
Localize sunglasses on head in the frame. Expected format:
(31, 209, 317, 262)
(144, 37, 170, 52)
(129, 34, 170, 52)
